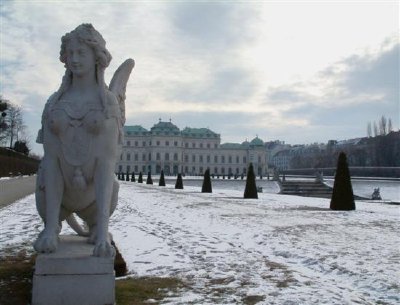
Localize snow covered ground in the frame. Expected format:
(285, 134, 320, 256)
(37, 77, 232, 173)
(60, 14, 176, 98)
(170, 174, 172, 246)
(1, 181, 399, 304)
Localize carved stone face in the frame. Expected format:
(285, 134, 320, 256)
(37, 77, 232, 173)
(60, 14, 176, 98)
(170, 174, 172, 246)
(65, 38, 96, 78)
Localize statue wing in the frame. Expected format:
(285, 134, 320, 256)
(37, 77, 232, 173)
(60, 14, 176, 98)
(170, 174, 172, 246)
(109, 58, 135, 125)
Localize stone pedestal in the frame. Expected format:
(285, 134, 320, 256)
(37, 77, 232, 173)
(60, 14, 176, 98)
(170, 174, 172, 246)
(32, 235, 115, 305)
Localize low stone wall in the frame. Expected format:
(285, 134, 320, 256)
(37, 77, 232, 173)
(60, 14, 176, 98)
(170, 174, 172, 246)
(0, 175, 36, 208)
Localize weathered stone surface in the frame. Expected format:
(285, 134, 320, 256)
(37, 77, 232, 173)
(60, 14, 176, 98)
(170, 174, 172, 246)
(32, 235, 115, 305)
(33, 23, 134, 258)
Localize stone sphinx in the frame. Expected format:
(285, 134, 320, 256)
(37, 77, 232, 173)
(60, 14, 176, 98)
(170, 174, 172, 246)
(34, 23, 134, 257)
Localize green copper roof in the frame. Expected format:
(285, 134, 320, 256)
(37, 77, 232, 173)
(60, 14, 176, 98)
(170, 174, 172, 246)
(150, 121, 180, 135)
(181, 127, 219, 138)
(250, 136, 264, 146)
(124, 125, 149, 135)
(241, 141, 250, 148)
(220, 143, 243, 149)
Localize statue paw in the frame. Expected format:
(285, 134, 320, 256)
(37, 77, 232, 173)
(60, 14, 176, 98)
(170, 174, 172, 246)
(34, 231, 58, 253)
(93, 240, 115, 257)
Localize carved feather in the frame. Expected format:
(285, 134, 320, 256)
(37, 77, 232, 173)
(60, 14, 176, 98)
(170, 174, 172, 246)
(109, 58, 135, 125)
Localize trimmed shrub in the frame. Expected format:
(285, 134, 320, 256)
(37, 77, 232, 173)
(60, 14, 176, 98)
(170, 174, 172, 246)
(138, 172, 143, 183)
(159, 170, 166, 186)
(330, 152, 356, 210)
(125, 171, 130, 181)
(121, 172, 125, 180)
(131, 172, 135, 182)
(175, 173, 183, 189)
(146, 171, 153, 185)
(201, 168, 212, 193)
(244, 163, 258, 199)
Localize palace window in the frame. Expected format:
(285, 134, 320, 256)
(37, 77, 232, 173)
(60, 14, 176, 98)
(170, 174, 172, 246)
(127, 153, 131, 161)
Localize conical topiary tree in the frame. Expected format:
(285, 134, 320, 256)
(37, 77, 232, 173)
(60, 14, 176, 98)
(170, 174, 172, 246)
(138, 172, 143, 183)
(125, 170, 130, 181)
(121, 172, 125, 181)
(201, 168, 212, 193)
(131, 172, 135, 182)
(146, 171, 153, 185)
(175, 173, 183, 189)
(244, 163, 258, 199)
(159, 170, 166, 186)
(330, 152, 355, 210)
(117, 172, 121, 180)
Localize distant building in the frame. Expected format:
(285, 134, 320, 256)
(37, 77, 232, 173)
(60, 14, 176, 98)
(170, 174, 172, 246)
(116, 120, 268, 176)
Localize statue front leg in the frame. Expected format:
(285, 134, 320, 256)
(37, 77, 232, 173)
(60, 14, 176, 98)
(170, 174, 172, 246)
(92, 160, 116, 257)
(34, 156, 64, 253)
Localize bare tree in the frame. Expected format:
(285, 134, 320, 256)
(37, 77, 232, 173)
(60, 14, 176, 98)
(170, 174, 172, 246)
(388, 118, 393, 133)
(373, 121, 379, 137)
(367, 121, 372, 138)
(379, 115, 387, 136)
(0, 96, 9, 143)
(1, 101, 24, 148)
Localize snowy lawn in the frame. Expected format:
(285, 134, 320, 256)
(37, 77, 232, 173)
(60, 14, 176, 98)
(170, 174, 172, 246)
(0, 181, 399, 304)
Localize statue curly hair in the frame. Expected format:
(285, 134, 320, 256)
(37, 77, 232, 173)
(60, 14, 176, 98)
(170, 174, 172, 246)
(54, 23, 112, 112)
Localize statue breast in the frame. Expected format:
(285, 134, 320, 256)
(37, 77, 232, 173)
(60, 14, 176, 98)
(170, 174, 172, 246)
(47, 99, 106, 166)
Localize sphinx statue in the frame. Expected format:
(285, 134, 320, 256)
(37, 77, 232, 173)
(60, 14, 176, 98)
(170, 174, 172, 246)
(34, 24, 134, 257)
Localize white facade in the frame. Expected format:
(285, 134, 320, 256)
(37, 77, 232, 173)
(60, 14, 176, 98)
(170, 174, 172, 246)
(116, 120, 268, 176)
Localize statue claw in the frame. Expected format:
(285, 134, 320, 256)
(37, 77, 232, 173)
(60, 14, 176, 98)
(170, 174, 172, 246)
(34, 231, 59, 253)
(93, 240, 115, 257)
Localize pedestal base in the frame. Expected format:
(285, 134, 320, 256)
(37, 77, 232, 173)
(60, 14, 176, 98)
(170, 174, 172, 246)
(32, 235, 115, 305)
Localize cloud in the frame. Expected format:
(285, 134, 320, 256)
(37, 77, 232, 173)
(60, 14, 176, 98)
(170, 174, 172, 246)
(264, 40, 399, 140)
(0, 1, 397, 155)
(169, 2, 257, 52)
(338, 43, 399, 102)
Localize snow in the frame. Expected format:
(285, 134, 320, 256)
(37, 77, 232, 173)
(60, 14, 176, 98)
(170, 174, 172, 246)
(1, 181, 399, 304)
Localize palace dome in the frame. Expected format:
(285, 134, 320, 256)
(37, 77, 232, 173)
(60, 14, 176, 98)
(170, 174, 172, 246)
(150, 120, 180, 135)
(250, 136, 264, 147)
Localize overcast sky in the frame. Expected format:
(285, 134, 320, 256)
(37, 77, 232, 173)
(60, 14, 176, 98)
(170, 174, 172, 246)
(1, 0, 399, 155)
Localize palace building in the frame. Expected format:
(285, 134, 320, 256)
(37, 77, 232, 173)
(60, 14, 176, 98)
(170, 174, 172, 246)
(116, 120, 267, 176)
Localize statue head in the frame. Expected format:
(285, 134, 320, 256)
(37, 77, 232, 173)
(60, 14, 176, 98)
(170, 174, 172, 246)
(53, 24, 112, 109)
(60, 23, 112, 71)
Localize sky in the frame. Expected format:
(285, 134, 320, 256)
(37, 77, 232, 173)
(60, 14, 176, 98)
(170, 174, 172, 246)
(0, 0, 399, 155)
